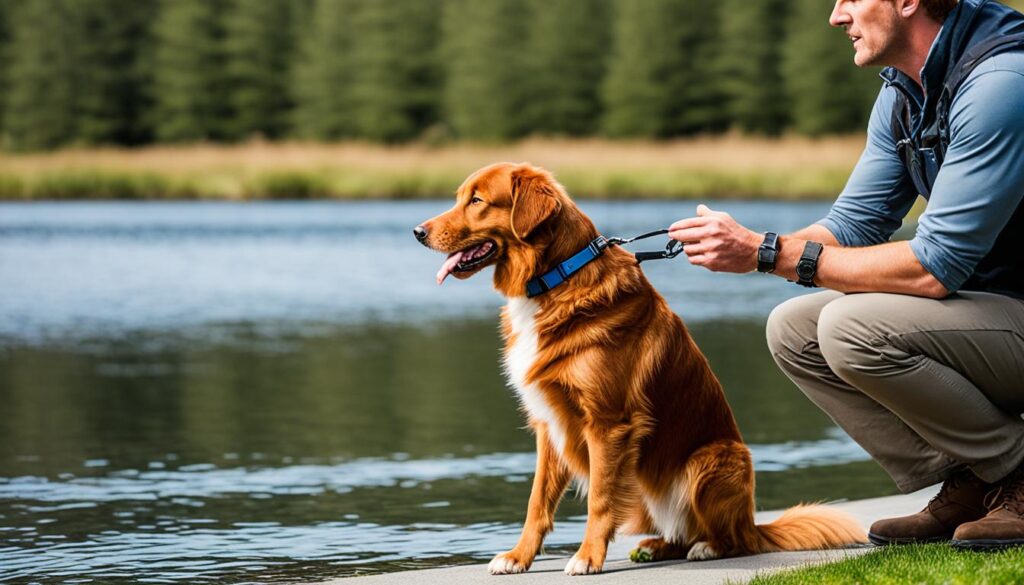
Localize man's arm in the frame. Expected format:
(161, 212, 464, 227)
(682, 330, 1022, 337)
(668, 82, 940, 295)
(788, 224, 840, 246)
(779, 237, 946, 297)
(668, 205, 947, 297)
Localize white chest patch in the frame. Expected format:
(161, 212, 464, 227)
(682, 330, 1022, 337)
(504, 297, 568, 456)
(643, 479, 691, 544)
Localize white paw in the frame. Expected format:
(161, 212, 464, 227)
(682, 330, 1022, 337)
(564, 553, 602, 576)
(488, 553, 528, 575)
(686, 541, 719, 561)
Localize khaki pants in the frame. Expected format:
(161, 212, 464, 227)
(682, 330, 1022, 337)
(766, 290, 1024, 493)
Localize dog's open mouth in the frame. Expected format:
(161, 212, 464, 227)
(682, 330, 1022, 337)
(436, 240, 497, 284)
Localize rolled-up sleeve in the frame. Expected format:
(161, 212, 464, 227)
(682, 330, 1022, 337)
(909, 61, 1024, 293)
(817, 86, 919, 247)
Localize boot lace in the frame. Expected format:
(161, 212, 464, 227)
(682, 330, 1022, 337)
(929, 473, 965, 508)
(997, 468, 1024, 516)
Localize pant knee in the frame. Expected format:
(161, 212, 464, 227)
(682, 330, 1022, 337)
(817, 294, 896, 385)
(765, 294, 824, 359)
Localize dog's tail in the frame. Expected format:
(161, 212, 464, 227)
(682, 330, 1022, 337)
(755, 504, 867, 553)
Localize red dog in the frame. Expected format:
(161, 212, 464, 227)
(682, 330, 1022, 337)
(415, 163, 866, 575)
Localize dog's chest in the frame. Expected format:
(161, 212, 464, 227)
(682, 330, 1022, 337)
(503, 298, 568, 456)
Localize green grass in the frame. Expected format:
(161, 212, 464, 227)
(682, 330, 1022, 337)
(747, 544, 1024, 585)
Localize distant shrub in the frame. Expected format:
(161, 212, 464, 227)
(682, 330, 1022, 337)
(245, 172, 331, 199)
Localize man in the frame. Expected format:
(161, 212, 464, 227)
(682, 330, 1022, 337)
(669, 0, 1024, 549)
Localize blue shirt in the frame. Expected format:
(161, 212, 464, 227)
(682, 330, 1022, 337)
(817, 51, 1024, 294)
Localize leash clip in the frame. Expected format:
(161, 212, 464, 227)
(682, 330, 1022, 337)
(634, 240, 684, 264)
(606, 228, 684, 264)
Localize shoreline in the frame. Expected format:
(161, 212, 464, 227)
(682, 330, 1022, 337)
(304, 487, 937, 585)
(0, 137, 864, 201)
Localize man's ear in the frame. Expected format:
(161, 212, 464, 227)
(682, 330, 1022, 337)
(900, 0, 921, 18)
(510, 165, 561, 241)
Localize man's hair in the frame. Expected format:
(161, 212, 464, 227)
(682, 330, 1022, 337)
(921, 0, 958, 22)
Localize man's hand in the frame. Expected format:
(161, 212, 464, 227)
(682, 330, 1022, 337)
(668, 204, 762, 273)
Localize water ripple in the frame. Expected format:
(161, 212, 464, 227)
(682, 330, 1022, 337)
(2, 430, 866, 503)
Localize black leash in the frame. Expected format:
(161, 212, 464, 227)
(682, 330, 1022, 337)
(608, 228, 684, 263)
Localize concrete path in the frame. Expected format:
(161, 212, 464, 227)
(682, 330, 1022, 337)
(309, 487, 938, 585)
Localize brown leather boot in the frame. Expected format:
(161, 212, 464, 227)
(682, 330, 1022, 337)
(869, 469, 990, 546)
(952, 463, 1024, 550)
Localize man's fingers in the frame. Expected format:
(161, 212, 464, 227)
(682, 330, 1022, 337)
(696, 204, 728, 218)
(669, 226, 714, 243)
(686, 254, 708, 267)
(683, 242, 712, 255)
(668, 216, 711, 232)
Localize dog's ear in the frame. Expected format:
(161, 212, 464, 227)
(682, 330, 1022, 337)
(510, 165, 561, 241)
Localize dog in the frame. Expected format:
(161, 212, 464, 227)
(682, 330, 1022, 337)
(414, 162, 867, 576)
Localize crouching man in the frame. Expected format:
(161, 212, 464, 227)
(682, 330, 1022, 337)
(669, 0, 1024, 549)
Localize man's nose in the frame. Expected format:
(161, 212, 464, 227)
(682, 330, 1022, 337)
(829, 0, 849, 27)
(413, 225, 429, 245)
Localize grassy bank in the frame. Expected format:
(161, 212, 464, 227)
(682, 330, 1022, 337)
(748, 544, 1024, 585)
(0, 136, 866, 201)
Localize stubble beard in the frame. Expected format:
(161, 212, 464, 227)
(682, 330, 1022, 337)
(854, 7, 906, 67)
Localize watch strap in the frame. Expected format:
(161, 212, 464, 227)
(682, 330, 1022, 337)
(757, 232, 780, 273)
(796, 241, 824, 287)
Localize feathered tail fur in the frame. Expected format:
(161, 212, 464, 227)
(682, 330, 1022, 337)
(755, 504, 867, 552)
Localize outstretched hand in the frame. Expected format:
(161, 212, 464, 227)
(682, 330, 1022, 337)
(668, 204, 762, 273)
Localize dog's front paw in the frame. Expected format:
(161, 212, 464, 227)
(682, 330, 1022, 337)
(488, 551, 531, 575)
(564, 551, 604, 575)
(686, 541, 719, 561)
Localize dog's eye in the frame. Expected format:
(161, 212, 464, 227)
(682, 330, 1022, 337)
(470, 196, 484, 205)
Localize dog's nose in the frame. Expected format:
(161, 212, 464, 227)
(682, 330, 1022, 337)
(413, 225, 428, 245)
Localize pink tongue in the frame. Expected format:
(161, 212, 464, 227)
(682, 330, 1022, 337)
(436, 251, 464, 285)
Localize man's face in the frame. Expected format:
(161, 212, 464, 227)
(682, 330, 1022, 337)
(830, 0, 905, 67)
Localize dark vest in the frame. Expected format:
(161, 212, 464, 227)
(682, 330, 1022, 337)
(884, 0, 1024, 299)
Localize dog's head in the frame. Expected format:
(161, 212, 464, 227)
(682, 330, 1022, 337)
(415, 162, 597, 297)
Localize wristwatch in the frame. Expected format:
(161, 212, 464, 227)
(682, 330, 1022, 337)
(796, 241, 824, 287)
(756, 232, 780, 273)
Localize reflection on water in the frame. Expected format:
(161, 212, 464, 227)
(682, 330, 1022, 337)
(0, 202, 897, 583)
(0, 320, 894, 583)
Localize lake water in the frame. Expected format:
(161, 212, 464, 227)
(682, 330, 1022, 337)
(0, 201, 897, 584)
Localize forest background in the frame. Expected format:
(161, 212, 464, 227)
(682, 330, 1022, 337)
(2, 0, 1021, 200)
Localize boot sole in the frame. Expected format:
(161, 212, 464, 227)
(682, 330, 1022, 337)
(951, 538, 1024, 551)
(868, 531, 952, 546)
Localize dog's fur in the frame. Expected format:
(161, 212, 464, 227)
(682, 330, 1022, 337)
(416, 162, 867, 576)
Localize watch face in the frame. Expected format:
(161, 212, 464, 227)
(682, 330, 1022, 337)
(797, 261, 814, 280)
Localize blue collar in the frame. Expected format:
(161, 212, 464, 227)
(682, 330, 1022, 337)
(525, 236, 609, 298)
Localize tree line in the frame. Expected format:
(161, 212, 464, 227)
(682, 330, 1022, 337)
(0, 0, 891, 150)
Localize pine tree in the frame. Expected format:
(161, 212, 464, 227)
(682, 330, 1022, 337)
(602, 0, 727, 138)
(3, 0, 79, 150)
(782, 0, 881, 136)
(716, 0, 790, 135)
(0, 0, 11, 142)
(521, 0, 611, 136)
(151, 0, 230, 142)
(345, 0, 441, 142)
(224, 0, 296, 140)
(440, 0, 529, 140)
(292, 0, 357, 140)
(74, 0, 156, 145)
